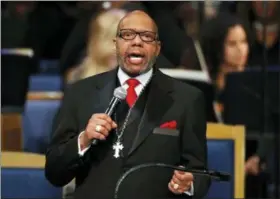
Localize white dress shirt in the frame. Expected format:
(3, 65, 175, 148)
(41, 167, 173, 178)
(77, 67, 193, 195)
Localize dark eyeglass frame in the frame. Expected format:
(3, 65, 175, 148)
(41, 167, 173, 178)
(117, 29, 159, 42)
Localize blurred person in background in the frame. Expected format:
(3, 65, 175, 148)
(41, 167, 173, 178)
(59, 2, 104, 75)
(170, 1, 240, 71)
(24, 2, 78, 65)
(237, 1, 280, 66)
(249, 1, 279, 66)
(244, 1, 279, 194)
(235, 2, 280, 198)
(2, 2, 78, 109)
(60, 2, 127, 81)
(66, 9, 127, 83)
(1, 1, 40, 110)
(200, 13, 250, 118)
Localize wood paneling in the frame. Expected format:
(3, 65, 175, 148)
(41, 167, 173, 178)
(27, 92, 63, 100)
(1, 113, 23, 151)
(1, 151, 45, 168)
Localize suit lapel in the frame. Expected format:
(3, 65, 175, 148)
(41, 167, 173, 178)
(92, 69, 118, 113)
(124, 104, 139, 127)
(128, 70, 174, 156)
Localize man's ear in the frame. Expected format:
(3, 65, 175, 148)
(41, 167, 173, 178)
(156, 41, 161, 56)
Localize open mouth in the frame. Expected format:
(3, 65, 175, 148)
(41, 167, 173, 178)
(126, 52, 145, 65)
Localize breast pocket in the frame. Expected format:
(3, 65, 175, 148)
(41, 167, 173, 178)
(140, 127, 180, 165)
(152, 128, 179, 136)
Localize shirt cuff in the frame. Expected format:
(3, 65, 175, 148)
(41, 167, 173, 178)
(78, 131, 90, 156)
(184, 182, 194, 196)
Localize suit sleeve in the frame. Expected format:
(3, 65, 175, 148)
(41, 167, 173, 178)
(180, 90, 211, 198)
(45, 84, 88, 187)
(257, 136, 274, 161)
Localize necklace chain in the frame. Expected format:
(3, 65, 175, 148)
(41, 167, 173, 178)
(114, 74, 154, 142)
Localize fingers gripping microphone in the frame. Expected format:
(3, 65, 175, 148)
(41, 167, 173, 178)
(92, 87, 127, 145)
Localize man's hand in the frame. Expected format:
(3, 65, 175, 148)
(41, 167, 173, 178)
(168, 168, 194, 195)
(79, 113, 117, 150)
(245, 155, 265, 175)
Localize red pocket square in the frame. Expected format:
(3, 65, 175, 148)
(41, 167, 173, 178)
(160, 120, 177, 129)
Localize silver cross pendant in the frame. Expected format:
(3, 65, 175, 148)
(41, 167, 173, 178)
(112, 141, 124, 158)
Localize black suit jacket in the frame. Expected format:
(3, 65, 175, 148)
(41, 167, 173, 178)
(45, 68, 210, 199)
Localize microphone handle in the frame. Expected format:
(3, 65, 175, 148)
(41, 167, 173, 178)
(105, 97, 120, 116)
(92, 97, 121, 145)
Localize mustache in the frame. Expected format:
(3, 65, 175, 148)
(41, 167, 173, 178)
(116, 52, 157, 76)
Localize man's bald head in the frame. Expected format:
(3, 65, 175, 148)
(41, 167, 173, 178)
(117, 10, 158, 36)
(114, 10, 161, 76)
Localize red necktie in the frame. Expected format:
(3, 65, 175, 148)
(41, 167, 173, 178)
(126, 78, 140, 107)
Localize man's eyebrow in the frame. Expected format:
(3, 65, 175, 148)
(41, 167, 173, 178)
(119, 28, 156, 33)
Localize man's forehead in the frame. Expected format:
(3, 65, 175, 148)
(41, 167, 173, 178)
(119, 11, 157, 32)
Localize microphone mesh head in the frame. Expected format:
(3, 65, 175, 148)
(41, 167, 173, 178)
(114, 87, 127, 100)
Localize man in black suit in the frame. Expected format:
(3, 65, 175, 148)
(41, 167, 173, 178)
(45, 10, 210, 199)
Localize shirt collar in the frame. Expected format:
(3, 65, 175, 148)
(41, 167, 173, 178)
(117, 67, 153, 86)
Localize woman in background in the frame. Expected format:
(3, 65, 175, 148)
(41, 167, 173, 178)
(200, 13, 250, 118)
(66, 9, 126, 83)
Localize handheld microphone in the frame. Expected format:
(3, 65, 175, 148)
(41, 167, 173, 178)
(92, 87, 127, 145)
(105, 87, 127, 116)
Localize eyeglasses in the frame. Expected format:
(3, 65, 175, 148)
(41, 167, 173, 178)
(118, 29, 158, 42)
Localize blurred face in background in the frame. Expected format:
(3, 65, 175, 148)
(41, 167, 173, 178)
(252, 1, 278, 18)
(89, 9, 126, 69)
(254, 22, 279, 48)
(223, 25, 249, 71)
(252, 1, 279, 47)
(115, 11, 161, 76)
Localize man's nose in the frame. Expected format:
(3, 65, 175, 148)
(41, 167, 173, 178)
(131, 34, 143, 46)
